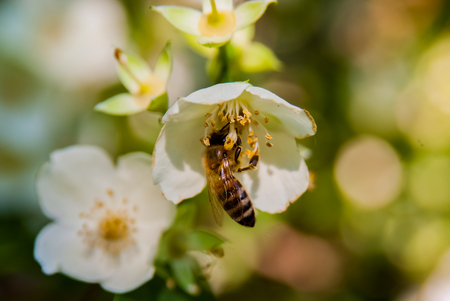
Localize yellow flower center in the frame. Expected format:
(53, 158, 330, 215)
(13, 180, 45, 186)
(98, 212, 129, 240)
(201, 100, 273, 164)
(133, 75, 166, 108)
(78, 189, 139, 255)
(139, 75, 165, 97)
(198, 10, 236, 37)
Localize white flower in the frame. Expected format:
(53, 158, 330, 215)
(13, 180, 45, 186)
(34, 146, 176, 293)
(152, 0, 277, 47)
(152, 82, 317, 214)
(95, 43, 172, 116)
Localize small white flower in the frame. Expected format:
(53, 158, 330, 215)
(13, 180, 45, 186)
(34, 146, 176, 293)
(95, 43, 172, 116)
(152, 82, 317, 214)
(152, 0, 277, 47)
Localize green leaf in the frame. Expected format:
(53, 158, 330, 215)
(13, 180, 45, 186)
(170, 257, 198, 295)
(147, 92, 169, 115)
(157, 288, 191, 301)
(186, 230, 225, 253)
(95, 93, 144, 116)
(239, 42, 282, 73)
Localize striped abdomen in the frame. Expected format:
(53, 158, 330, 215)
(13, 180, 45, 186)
(218, 169, 255, 228)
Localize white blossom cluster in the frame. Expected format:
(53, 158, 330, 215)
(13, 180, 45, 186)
(34, 0, 316, 295)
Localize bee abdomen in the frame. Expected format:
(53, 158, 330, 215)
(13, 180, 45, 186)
(223, 177, 255, 228)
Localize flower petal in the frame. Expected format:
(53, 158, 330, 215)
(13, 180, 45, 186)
(152, 6, 202, 36)
(202, 0, 234, 14)
(36, 146, 115, 225)
(100, 215, 173, 293)
(116, 51, 152, 94)
(95, 93, 144, 116)
(115, 152, 176, 223)
(153, 42, 173, 84)
(244, 86, 317, 138)
(198, 33, 233, 47)
(100, 225, 164, 293)
(234, 0, 277, 30)
(34, 223, 112, 281)
(180, 82, 251, 105)
(152, 102, 210, 204)
(183, 33, 217, 58)
(236, 130, 309, 213)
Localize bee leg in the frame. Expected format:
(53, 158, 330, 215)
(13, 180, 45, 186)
(238, 154, 259, 172)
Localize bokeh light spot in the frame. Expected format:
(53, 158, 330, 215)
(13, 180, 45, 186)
(334, 136, 402, 209)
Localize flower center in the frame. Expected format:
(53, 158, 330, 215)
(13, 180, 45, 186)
(98, 212, 129, 240)
(139, 75, 165, 97)
(78, 189, 139, 255)
(198, 10, 236, 37)
(201, 100, 273, 161)
(133, 75, 165, 108)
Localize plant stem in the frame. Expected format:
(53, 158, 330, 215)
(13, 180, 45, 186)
(216, 43, 230, 84)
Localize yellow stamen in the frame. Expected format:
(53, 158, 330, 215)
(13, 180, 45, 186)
(98, 213, 129, 240)
(264, 117, 269, 123)
(265, 134, 272, 140)
(266, 142, 273, 147)
(211, 119, 216, 127)
(224, 137, 234, 150)
(243, 109, 251, 118)
(254, 110, 260, 115)
(253, 120, 259, 126)
(200, 137, 210, 146)
(204, 121, 209, 127)
(249, 130, 254, 136)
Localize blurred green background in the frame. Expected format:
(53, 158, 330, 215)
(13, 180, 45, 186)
(2, 0, 450, 300)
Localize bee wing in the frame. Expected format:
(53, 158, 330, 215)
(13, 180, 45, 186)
(206, 170, 224, 227)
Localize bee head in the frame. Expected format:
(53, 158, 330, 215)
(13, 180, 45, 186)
(209, 122, 230, 146)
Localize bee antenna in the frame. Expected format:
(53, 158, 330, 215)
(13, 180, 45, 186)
(220, 122, 230, 131)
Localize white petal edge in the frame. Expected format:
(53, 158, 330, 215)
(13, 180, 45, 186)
(152, 6, 202, 36)
(180, 82, 251, 105)
(100, 224, 167, 293)
(36, 145, 115, 225)
(95, 93, 144, 116)
(244, 87, 317, 138)
(236, 129, 309, 213)
(202, 0, 234, 14)
(152, 103, 209, 203)
(234, 0, 277, 30)
(198, 33, 233, 47)
(35, 223, 113, 281)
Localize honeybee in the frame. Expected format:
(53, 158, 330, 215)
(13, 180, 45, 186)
(203, 126, 259, 228)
